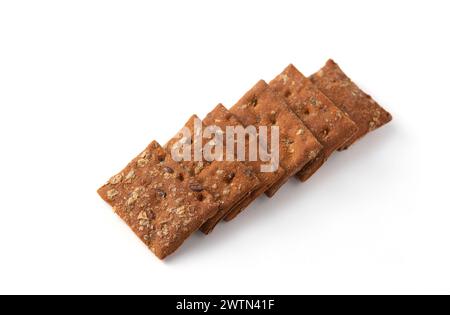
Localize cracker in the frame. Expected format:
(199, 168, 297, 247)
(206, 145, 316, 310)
(200, 104, 285, 227)
(310, 59, 392, 149)
(164, 115, 260, 234)
(98, 141, 219, 259)
(230, 80, 322, 197)
(269, 64, 358, 181)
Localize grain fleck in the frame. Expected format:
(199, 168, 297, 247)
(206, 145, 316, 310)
(137, 159, 148, 168)
(107, 189, 119, 200)
(189, 182, 204, 192)
(109, 174, 123, 185)
(125, 170, 136, 182)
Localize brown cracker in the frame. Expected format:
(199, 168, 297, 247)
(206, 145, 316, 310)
(201, 104, 285, 226)
(310, 59, 392, 149)
(97, 141, 219, 259)
(269, 64, 358, 181)
(164, 115, 260, 234)
(230, 80, 322, 197)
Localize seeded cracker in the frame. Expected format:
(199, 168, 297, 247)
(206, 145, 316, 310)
(230, 80, 322, 197)
(310, 59, 392, 149)
(200, 104, 285, 228)
(269, 64, 358, 181)
(98, 141, 218, 259)
(164, 115, 260, 234)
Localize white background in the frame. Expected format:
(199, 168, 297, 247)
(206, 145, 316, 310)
(0, 0, 449, 295)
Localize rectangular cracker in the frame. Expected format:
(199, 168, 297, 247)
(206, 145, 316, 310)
(310, 59, 392, 149)
(164, 115, 261, 234)
(269, 64, 358, 181)
(201, 104, 286, 225)
(230, 80, 323, 197)
(97, 141, 219, 260)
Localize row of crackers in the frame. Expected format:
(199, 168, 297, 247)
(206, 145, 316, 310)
(98, 59, 392, 259)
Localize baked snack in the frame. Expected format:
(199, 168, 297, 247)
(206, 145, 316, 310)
(164, 115, 261, 234)
(230, 80, 322, 197)
(269, 64, 358, 181)
(97, 60, 394, 259)
(97, 141, 219, 259)
(310, 59, 392, 149)
(201, 104, 286, 226)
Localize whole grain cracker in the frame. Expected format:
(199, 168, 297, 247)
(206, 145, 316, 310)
(230, 80, 322, 197)
(164, 115, 260, 234)
(97, 141, 219, 259)
(200, 104, 285, 230)
(310, 59, 392, 149)
(269, 64, 358, 181)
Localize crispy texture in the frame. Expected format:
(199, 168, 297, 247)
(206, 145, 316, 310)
(230, 80, 322, 197)
(310, 59, 392, 149)
(97, 141, 218, 259)
(269, 64, 358, 181)
(201, 104, 285, 228)
(165, 115, 260, 234)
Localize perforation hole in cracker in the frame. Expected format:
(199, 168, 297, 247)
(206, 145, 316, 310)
(249, 96, 258, 107)
(224, 172, 236, 183)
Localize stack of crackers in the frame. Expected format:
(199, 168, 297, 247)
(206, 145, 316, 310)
(98, 59, 392, 259)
